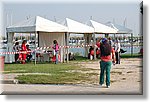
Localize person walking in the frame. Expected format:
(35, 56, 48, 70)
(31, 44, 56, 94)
(52, 40, 59, 64)
(99, 38, 115, 88)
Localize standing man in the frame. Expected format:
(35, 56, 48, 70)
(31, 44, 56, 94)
(99, 38, 115, 88)
(114, 39, 121, 64)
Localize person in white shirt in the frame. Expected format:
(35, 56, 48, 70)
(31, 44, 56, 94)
(114, 39, 121, 64)
(13, 41, 20, 63)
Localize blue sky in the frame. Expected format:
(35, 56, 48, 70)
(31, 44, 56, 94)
(1, 0, 142, 36)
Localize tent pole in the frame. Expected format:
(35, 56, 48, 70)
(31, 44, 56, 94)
(66, 33, 69, 63)
(63, 33, 66, 63)
(93, 33, 97, 60)
(131, 33, 133, 56)
(114, 33, 116, 40)
(84, 34, 88, 57)
(34, 31, 37, 65)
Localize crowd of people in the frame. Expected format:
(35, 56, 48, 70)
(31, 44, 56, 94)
(88, 37, 121, 65)
(13, 40, 60, 64)
(13, 40, 32, 64)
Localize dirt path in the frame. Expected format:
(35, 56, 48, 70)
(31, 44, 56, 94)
(75, 58, 142, 93)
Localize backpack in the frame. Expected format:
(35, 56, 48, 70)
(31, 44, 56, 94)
(100, 43, 111, 56)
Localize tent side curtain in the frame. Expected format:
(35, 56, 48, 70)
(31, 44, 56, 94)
(39, 32, 65, 47)
(38, 32, 65, 62)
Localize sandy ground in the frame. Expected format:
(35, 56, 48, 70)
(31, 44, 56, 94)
(75, 58, 143, 94)
(1, 58, 143, 95)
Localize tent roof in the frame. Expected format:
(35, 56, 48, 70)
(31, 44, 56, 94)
(66, 18, 94, 34)
(6, 16, 68, 33)
(106, 22, 132, 34)
(90, 20, 118, 33)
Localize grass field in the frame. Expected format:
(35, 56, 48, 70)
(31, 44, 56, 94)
(3, 54, 141, 84)
(4, 63, 98, 84)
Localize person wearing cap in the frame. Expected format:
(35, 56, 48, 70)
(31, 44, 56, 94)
(99, 38, 115, 88)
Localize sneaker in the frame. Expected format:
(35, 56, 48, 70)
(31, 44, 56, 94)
(106, 85, 110, 88)
(99, 84, 105, 88)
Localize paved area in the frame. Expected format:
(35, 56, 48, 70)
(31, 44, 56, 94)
(1, 83, 142, 95)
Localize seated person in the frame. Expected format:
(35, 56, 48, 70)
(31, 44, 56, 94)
(139, 48, 143, 56)
(69, 52, 76, 61)
(120, 48, 127, 53)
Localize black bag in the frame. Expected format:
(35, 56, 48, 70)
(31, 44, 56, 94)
(100, 43, 111, 56)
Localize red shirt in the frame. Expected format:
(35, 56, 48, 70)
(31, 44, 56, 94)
(100, 48, 115, 62)
(21, 44, 27, 51)
(96, 42, 100, 48)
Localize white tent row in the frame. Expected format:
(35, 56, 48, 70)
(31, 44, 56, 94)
(5, 16, 132, 63)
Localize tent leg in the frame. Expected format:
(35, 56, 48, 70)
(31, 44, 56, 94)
(131, 33, 133, 56)
(93, 33, 97, 60)
(34, 32, 37, 65)
(66, 33, 69, 63)
(84, 34, 88, 57)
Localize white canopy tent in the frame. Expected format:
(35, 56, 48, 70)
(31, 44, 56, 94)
(66, 18, 94, 34)
(90, 20, 118, 34)
(6, 16, 68, 63)
(105, 22, 132, 34)
(106, 22, 134, 55)
(64, 18, 95, 59)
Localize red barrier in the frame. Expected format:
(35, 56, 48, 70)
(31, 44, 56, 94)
(0, 56, 5, 71)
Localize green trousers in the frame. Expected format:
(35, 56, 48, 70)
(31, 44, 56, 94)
(100, 61, 112, 86)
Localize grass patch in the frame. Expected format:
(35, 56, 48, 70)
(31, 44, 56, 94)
(120, 53, 142, 58)
(110, 80, 117, 83)
(127, 71, 134, 73)
(16, 72, 91, 84)
(121, 78, 126, 80)
(74, 56, 89, 61)
(111, 71, 122, 75)
(4, 63, 98, 84)
(4, 63, 78, 74)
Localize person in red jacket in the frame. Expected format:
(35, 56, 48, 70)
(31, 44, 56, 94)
(21, 40, 27, 64)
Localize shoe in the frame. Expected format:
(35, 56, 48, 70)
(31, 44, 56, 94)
(106, 85, 110, 88)
(99, 84, 105, 88)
